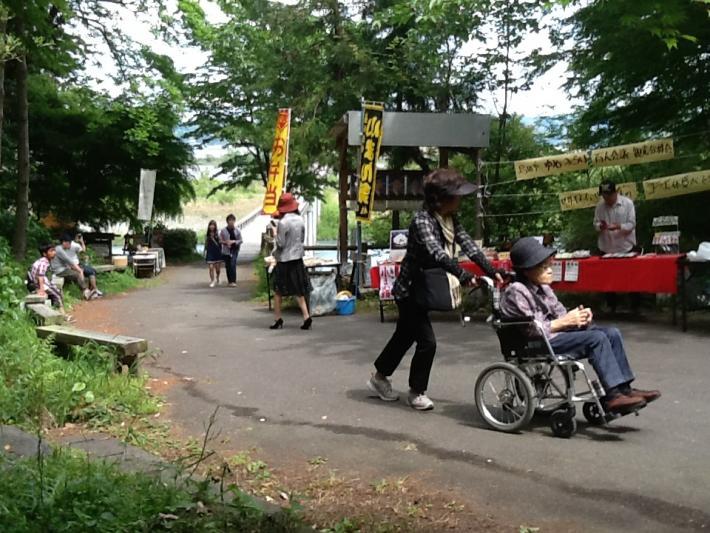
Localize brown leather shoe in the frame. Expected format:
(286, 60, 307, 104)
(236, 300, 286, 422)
(605, 394, 647, 412)
(631, 388, 661, 403)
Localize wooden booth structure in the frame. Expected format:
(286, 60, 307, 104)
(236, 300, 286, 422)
(331, 111, 493, 264)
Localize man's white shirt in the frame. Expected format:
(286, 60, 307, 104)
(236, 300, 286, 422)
(593, 195, 636, 253)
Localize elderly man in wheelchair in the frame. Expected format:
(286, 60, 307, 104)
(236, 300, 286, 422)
(473, 237, 660, 438)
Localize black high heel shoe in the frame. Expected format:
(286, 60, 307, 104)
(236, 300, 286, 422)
(269, 318, 283, 330)
(300, 317, 312, 330)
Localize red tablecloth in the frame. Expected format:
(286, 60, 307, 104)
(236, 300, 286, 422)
(551, 255, 682, 294)
(370, 255, 682, 294)
(370, 259, 511, 289)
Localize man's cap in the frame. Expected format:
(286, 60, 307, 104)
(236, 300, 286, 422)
(511, 237, 556, 270)
(599, 181, 617, 195)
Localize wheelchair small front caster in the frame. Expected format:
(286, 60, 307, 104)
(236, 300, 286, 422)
(550, 407, 577, 438)
(582, 402, 605, 426)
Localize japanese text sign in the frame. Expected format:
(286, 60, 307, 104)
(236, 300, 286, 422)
(515, 152, 589, 180)
(559, 182, 638, 211)
(643, 170, 710, 200)
(356, 103, 384, 222)
(591, 139, 674, 168)
(262, 109, 291, 215)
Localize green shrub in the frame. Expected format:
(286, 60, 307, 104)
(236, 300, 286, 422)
(161, 228, 198, 260)
(253, 252, 270, 300)
(0, 239, 158, 428)
(0, 450, 304, 532)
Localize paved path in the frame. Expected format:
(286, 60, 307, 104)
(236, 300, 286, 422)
(105, 264, 710, 532)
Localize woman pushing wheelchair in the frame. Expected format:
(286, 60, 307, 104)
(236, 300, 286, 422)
(500, 237, 661, 413)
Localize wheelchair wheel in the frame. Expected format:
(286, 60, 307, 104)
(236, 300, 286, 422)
(521, 363, 571, 413)
(475, 362, 536, 433)
(582, 402, 605, 426)
(550, 407, 577, 438)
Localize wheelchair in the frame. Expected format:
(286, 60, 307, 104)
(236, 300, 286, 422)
(465, 277, 639, 438)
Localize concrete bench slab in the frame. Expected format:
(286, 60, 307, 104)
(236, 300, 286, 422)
(93, 264, 117, 273)
(27, 303, 65, 326)
(36, 325, 148, 359)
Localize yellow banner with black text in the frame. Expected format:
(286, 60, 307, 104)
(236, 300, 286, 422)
(262, 108, 291, 215)
(643, 170, 710, 200)
(356, 103, 384, 222)
(515, 138, 675, 180)
(559, 182, 638, 211)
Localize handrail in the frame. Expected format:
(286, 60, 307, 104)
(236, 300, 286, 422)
(235, 206, 265, 231)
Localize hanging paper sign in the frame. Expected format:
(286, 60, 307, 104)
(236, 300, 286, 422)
(356, 103, 384, 222)
(591, 138, 674, 168)
(643, 169, 710, 200)
(137, 169, 157, 221)
(262, 108, 291, 215)
(564, 260, 579, 282)
(559, 182, 638, 211)
(514, 152, 589, 180)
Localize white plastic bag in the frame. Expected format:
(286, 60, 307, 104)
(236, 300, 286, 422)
(309, 271, 337, 316)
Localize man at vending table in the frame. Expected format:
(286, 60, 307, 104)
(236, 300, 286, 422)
(501, 237, 661, 413)
(593, 180, 639, 312)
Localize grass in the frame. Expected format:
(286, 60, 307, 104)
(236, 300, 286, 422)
(0, 312, 159, 429)
(0, 450, 304, 532)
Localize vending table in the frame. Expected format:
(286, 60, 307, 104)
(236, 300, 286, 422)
(369, 254, 701, 330)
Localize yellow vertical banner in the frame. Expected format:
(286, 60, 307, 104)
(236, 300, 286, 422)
(262, 108, 291, 215)
(356, 103, 384, 223)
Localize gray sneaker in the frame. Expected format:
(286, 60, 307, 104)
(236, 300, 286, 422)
(407, 392, 434, 411)
(367, 374, 399, 402)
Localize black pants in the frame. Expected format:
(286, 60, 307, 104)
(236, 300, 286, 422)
(374, 299, 436, 394)
(223, 253, 237, 283)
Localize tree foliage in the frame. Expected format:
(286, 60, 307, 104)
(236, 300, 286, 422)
(556, 0, 710, 248)
(0, 0, 194, 241)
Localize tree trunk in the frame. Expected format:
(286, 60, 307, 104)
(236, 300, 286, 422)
(12, 50, 30, 261)
(0, 16, 6, 170)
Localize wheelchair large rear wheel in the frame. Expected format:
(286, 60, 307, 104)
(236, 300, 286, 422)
(475, 362, 536, 433)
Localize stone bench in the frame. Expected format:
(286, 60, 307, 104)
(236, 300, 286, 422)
(36, 325, 147, 366)
(26, 303, 65, 326)
(93, 264, 117, 273)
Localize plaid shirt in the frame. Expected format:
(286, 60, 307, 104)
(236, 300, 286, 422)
(499, 280, 567, 338)
(393, 210, 497, 301)
(29, 257, 51, 285)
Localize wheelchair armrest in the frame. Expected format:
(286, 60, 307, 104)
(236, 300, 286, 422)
(498, 315, 535, 324)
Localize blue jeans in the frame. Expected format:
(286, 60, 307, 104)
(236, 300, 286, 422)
(550, 326, 634, 391)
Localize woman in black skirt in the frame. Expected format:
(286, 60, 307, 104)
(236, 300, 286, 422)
(270, 193, 312, 330)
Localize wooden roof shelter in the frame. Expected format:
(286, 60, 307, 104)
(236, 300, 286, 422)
(331, 111, 492, 262)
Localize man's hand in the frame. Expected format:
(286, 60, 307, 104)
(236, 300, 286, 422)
(599, 220, 608, 231)
(606, 223, 620, 231)
(464, 276, 479, 288)
(494, 272, 505, 284)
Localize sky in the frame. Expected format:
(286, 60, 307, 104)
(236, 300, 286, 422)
(82, 0, 580, 161)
